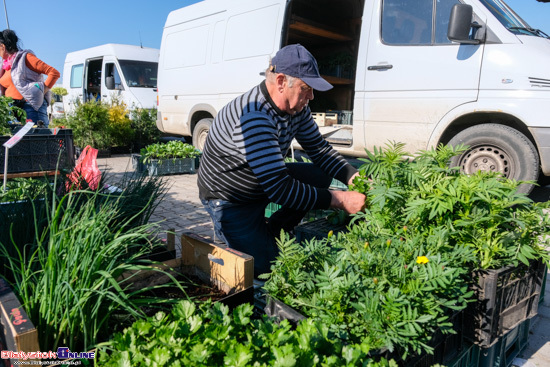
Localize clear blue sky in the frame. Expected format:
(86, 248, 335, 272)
(1, 0, 549, 85)
(1, 0, 201, 83)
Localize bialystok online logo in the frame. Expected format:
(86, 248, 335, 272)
(1, 347, 95, 361)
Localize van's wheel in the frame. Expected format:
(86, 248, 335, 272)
(192, 118, 212, 152)
(448, 124, 539, 194)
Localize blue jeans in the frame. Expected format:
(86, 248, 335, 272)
(201, 162, 332, 277)
(23, 99, 48, 126)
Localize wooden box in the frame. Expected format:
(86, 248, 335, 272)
(0, 279, 40, 364)
(119, 232, 254, 307)
(312, 112, 338, 127)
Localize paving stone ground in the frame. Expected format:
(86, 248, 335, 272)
(98, 153, 550, 367)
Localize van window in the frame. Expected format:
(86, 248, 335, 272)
(105, 63, 123, 90)
(382, 0, 459, 45)
(119, 60, 158, 88)
(70, 64, 84, 88)
(479, 0, 532, 36)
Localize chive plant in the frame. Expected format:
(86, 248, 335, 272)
(0, 173, 178, 351)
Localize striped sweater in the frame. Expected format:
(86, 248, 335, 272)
(197, 81, 356, 212)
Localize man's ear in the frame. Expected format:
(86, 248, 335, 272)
(275, 73, 286, 92)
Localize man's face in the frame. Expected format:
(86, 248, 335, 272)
(284, 78, 314, 115)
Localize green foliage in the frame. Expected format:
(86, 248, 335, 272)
(64, 101, 113, 149)
(351, 142, 550, 269)
(263, 142, 550, 360)
(263, 230, 473, 358)
(0, 173, 172, 351)
(64, 98, 139, 149)
(98, 299, 400, 366)
(140, 140, 201, 164)
(0, 96, 26, 135)
(107, 97, 134, 147)
(0, 178, 50, 203)
(51, 86, 68, 97)
(130, 108, 162, 147)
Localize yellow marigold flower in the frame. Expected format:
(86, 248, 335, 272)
(416, 256, 429, 264)
(327, 230, 334, 238)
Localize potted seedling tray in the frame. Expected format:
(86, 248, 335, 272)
(464, 259, 546, 348)
(118, 232, 254, 310)
(132, 154, 197, 176)
(134, 140, 201, 176)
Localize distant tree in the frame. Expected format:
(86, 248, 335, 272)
(50, 86, 68, 106)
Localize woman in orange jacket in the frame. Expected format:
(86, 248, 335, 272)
(0, 29, 60, 126)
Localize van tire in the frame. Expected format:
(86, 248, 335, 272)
(192, 118, 213, 151)
(448, 124, 539, 194)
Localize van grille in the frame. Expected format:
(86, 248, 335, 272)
(529, 77, 550, 88)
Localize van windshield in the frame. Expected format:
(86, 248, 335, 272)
(118, 60, 158, 88)
(479, 0, 548, 38)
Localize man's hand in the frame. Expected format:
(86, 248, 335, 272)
(330, 190, 367, 214)
(347, 172, 360, 186)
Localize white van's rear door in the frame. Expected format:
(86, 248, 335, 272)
(360, 0, 485, 152)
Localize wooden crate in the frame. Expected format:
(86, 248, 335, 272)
(119, 231, 254, 304)
(0, 279, 40, 364)
(312, 112, 338, 127)
(180, 232, 254, 294)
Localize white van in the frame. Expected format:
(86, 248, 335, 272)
(63, 44, 159, 114)
(157, 0, 550, 193)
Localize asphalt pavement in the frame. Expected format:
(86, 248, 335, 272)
(98, 153, 550, 367)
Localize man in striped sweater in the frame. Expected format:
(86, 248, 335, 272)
(198, 44, 366, 277)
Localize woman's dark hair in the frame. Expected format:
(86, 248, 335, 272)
(0, 29, 20, 53)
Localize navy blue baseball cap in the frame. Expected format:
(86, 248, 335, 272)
(270, 44, 333, 91)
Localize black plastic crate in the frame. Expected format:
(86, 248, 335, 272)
(0, 129, 75, 173)
(294, 217, 349, 243)
(446, 341, 480, 367)
(0, 199, 48, 281)
(464, 260, 545, 348)
(477, 318, 531, 367)
(264, 296, 465, 366)
(541, 269, 548, 306)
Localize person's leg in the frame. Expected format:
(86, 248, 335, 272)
(22, 100, 48, 126)
(201, 198, 278, 278)
(267, 162, 332, 234)
(36, 100, 49, 126)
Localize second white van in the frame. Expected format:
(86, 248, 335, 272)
(63, 44, 159, 114)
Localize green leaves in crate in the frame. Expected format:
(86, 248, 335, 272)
(263, 142, 550, 360)
(98, 299, 400, 366)
(351, 142, 550, 269)
(140, 140, 201, 164)
(263, 229, 472, 358)
(0, 178, 50, 203)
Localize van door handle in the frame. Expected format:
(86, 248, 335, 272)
(367, 64, 393, 71)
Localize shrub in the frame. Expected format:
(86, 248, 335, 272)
(65, 101, 113, 150)
(107, 98, 134, 147)
(130, 108, 162, 148)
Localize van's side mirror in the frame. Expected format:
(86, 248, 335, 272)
(448, 4, 481, 44)
(106, 76, 115, 90)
